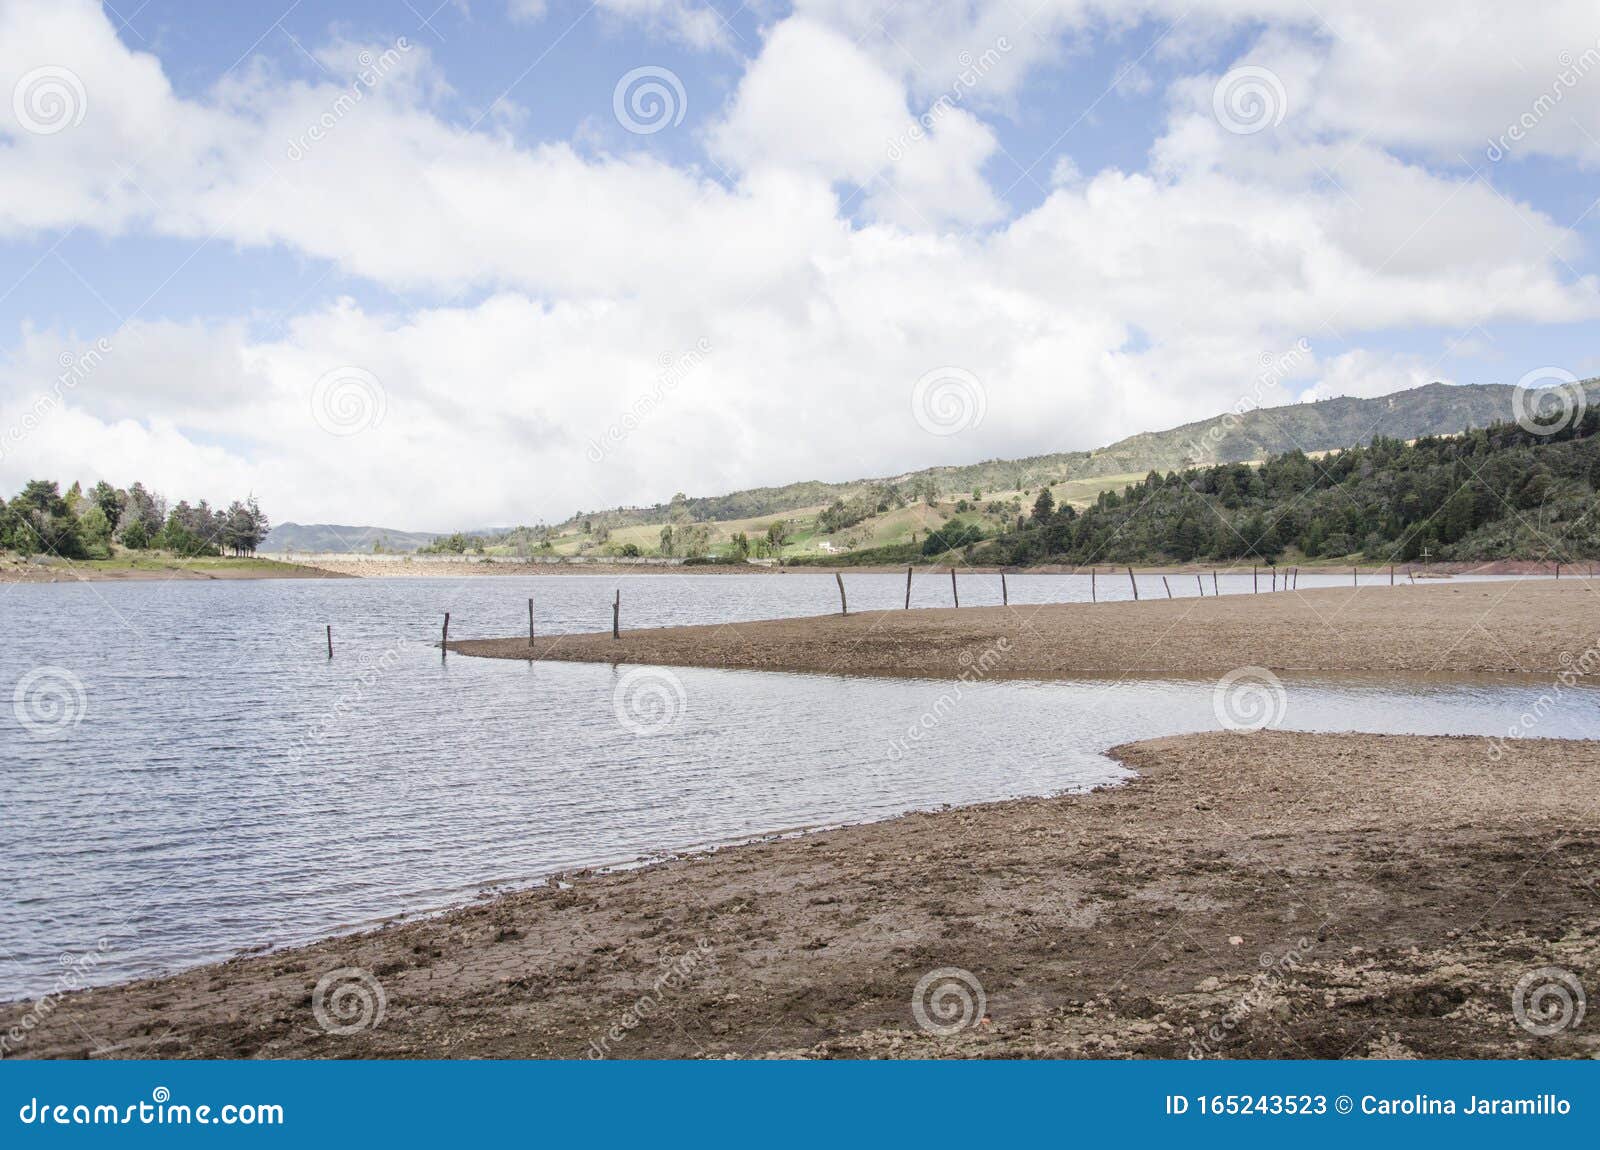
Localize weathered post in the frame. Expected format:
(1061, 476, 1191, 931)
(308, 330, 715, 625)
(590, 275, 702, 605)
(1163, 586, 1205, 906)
(1556, 562, 1562, 580)
(1212, 571, 1219, 596)
(326, 624, 333, 659)
(1352, 566, 1358, 587)
(1127, 567, 1139, 601)
(905, 565, 913, 609)
(1001, 572, 1009, 606)
(1196, 574, 1204, 596)
(1389, 564, 1395, 586)
(442, 612, 450, 655)
(836, 571, 848, 615)
(1253, 565, 1258, 593)
(1271, 568, 1277, 592)
(612, 590, 620, 639)
(951, 567, 959, 608)
(1091, 568, 1097, 603)
(528, 597, 535, 646)
(1161, 576, 1173, 599)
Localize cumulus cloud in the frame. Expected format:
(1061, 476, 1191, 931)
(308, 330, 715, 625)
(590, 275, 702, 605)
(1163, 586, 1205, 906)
(0, 0, 1597, 528)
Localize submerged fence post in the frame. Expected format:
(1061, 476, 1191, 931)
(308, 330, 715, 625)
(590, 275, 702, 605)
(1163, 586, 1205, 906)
(442, 612, 450, 656)
(1212, 571, 1219, 596)
(951, 567, 959, 608)
(905, 565, 913, 609)
(1127, 567, 1139, 601)
(1001, 571, 1008, 606)
(1271, 568, 1277, 592)
(1253, 565, 1258, 594)
(1196, 574, 1204, 597)
(836, 571, 848, 615)
(326, 624, 333, 659)
(528, 597, 535, 647)
(1161, 576, 1173, 599)
(613, 590, 620, 638)
(1091, 568, 1097, 603)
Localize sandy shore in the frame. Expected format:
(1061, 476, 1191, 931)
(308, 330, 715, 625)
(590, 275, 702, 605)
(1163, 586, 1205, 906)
(453, 578, 1600, 678)
(7, 730, 1595, 1060)
(0, 557, 344, 583)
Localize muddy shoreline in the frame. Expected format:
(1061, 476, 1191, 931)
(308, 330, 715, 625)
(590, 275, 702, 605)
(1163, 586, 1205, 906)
(5, 730, 1595, 1060)
(453, 579, 1599, 679)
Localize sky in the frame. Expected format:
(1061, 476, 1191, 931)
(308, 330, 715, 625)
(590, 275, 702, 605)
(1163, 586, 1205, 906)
(0, 0, 1597, 530)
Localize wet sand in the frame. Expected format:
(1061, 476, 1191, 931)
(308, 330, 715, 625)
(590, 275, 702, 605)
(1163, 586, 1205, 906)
(7, 730, 1595, 1060)
(454, 578, 1600, 678)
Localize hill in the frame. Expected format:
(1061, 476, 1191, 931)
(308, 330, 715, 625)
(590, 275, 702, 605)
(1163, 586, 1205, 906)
(262, 522, 439, 554)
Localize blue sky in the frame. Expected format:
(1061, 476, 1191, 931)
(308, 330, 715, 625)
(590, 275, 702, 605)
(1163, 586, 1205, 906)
(2, 0, 1598, 527)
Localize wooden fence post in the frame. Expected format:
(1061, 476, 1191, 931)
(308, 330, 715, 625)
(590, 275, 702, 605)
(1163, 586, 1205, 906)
(1091, 568, 1097, 603)
(612, 591, 620, 639)
(905, 565, 913, 609)
(1352, 566, 1358, 587)
(1212, 571, 1219, 596)
(951, 567, 959, 608)
(1161, 576, 1173, 599)
(1196, 574, 1204, 596)
(1253, 565, 1258, 593)
(326, 624, 333, 659)
(1127, 567, 1139, 601)
(528, 597, 535, 647)
(1001, 572, 1008, 606)
(836, 572, 848, 615)
(442, 612, 450, 655)
(1271, 568, 1277, 592)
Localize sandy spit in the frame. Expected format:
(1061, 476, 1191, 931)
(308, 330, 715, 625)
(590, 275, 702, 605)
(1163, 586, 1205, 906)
(5, 730, 1595, 1060)
(452, 578, 1600, 678)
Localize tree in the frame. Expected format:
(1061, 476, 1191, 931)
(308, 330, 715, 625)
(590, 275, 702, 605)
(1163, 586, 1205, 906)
(658, 524, 675, 557)
(1031, 487, 1055, 523)
(91, 481, 125, 531)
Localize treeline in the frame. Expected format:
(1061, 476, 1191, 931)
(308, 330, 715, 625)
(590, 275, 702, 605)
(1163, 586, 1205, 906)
(966, 413, 1600, 566)
(0, 479, 269, 560)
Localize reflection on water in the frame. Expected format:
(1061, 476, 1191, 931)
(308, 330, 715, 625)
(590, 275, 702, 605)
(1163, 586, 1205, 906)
(0, 574, 1591, 997)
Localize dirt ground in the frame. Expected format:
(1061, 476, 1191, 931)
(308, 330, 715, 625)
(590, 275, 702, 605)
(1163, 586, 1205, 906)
(6, 730, 1596, 1060)
(0, 557, 343, 583)
(454, 578, 1600, 678)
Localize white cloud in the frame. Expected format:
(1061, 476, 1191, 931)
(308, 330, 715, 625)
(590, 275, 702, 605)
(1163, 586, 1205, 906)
(1, 0, 1598, 528)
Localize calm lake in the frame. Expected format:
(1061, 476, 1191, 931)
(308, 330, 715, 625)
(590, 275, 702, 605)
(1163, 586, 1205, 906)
(1, 572, 1591, 998)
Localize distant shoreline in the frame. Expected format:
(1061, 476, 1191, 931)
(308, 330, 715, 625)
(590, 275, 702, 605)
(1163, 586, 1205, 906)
(0, 556, 349, 583)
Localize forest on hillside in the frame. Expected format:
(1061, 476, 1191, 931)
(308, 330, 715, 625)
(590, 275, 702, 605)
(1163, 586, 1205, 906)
(960, 413, 1600, 567)
(0, 479, 269, 560)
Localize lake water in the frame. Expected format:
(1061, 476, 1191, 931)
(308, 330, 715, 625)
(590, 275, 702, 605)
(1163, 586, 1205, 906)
(1, 572, 1592, 998)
